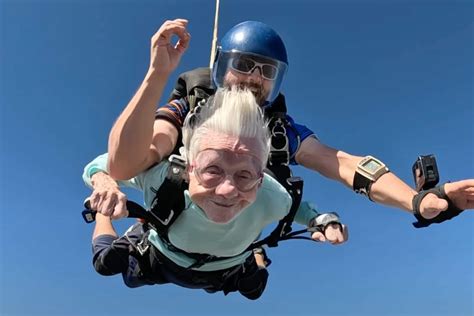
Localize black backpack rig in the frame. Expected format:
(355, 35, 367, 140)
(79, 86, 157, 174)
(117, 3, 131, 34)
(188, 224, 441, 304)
(82, 67, 321, 269)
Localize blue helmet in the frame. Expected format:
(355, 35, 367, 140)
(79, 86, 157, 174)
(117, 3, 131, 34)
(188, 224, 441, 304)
(212, 21, 288, 103)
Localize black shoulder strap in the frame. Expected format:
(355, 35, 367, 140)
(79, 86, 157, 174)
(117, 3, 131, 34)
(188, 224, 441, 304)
(168, 67, 215, 111)
(148, 155, 188, 235)
(248, 93, 306, 249)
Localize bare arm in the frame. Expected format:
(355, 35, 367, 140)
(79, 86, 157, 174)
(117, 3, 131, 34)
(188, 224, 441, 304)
(107, 19, 190, 180)
(296, 137, 421, 213)
(108, 72, 167, 180)
(93, 213, 118, 240)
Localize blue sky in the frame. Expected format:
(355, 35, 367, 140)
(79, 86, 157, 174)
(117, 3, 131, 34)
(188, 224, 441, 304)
(1, 1, 473, 315)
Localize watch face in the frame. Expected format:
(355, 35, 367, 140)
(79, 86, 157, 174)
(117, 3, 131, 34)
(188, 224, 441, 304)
(363, 159, 382, 173)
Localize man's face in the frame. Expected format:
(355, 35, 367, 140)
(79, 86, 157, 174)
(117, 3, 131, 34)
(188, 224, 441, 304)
(223, 54, 278, 105)
(187, 131, 264, 223)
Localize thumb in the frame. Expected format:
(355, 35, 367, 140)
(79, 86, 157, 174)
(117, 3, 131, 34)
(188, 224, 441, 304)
(420, 194, 449, 219)
(425, 195, 449, 212)
(311, 231, 326, 242)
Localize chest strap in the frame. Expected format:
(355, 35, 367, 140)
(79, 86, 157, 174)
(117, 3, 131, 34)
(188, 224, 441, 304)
(147, 154, 188, 235)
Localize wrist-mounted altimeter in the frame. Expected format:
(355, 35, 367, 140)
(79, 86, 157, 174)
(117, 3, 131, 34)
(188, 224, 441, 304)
(353, 156, 390, 200)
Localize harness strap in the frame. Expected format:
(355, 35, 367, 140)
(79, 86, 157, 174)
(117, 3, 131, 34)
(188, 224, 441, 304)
(148, 155, 188, 234)
(126, 225, 245, 290)
(248, 176, 304, 249)
(157, 234, 241, 269)
(265, 94, 290, 168)
(168, 67, 214, 111)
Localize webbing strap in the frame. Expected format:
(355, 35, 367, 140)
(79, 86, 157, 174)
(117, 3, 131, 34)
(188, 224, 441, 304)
(247, 176, 304, 250)
(148, 155, 188, 234)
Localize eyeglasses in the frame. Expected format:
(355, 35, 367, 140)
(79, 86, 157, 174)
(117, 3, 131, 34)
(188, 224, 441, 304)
(193, 165, 263, 192)
(230, 56, 279, 80)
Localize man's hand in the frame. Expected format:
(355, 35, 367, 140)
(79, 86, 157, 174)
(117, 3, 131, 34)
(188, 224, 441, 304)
(311, 223, 349, 245)
(149, 18, 191, 76)
(419, 179, 474, 219)
(88, 172, 128, 219)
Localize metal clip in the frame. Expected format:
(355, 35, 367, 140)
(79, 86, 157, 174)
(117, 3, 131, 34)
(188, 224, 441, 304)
(168, 154, 187, 168)
(150, 210, 175, 226)
(135, 239, 150, 256)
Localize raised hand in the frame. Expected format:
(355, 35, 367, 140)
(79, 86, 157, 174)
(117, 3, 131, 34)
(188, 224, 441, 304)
(149, 18, 191, 75)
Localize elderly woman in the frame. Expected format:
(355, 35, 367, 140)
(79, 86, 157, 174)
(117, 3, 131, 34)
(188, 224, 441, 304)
(83, 88, 347, 300)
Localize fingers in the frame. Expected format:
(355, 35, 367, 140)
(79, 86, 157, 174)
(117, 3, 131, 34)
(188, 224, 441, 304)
(446, 179, 474, 191)
(111, 198, 129, 220)
(152, 18, 191, 51)
(444, 179, 474, 210)
(444, 180, 474, 197)
(311, 224, 349, 244)
(313, 224, 349, 245)
(311, 231, 326, 242)
(328, 223, 348, 245)
(88, 188, 128, 219)
(176, 31, 191, 53)
(98, 193, 118, 216)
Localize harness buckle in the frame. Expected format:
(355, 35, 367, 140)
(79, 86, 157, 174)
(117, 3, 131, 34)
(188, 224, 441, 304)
(269, 118, 290, 166)
(286, 176, 303, 189)
(168, 154, 187, 170)
(124, 225, 150, 256)
(136, 239, 150, 256)
(149, 209, 175, 226)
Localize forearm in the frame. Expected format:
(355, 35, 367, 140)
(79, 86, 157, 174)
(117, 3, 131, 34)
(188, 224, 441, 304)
(83, 153, 143, 193)
(93, 213, 118, 240)
(294, 201, 320, 226)
(108, 70, 169, 179)
(311, 150, 416, 211)
(297, 138, 416, 213)
(368, 172, 416, 212)
(90, 171, 119, 191)
(313, 151, 415, 212)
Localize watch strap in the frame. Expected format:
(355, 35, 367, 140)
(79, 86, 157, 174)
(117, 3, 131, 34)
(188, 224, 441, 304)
(353, 171, 374, 200)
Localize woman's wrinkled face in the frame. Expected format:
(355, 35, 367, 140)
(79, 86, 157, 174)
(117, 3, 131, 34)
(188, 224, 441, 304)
(187, 131, 264, 223)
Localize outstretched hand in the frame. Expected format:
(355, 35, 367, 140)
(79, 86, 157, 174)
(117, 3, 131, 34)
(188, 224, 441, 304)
(311, 223, 349, 245)
(419, 179, 474, 219)
(149, 18, 191, 75)
(88, 172, 128, 219)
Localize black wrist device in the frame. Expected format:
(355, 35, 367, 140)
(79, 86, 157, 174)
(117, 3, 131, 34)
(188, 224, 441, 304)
(412, 184, 464, 228)
(412, 154, 439, 192)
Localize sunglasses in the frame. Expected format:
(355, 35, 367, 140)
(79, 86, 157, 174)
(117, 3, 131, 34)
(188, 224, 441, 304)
(230, 56, 279, 80)
(193, 165, 263, 192)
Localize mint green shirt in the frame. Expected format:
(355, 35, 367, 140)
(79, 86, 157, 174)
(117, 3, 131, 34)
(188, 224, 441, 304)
(83, 153, 318, 271)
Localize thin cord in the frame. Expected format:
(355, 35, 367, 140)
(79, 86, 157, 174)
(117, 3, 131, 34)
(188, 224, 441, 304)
(209, 0, 220, 68)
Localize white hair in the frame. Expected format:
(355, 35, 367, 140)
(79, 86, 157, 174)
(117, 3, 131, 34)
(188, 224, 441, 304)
(182, 87, 270, 168)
